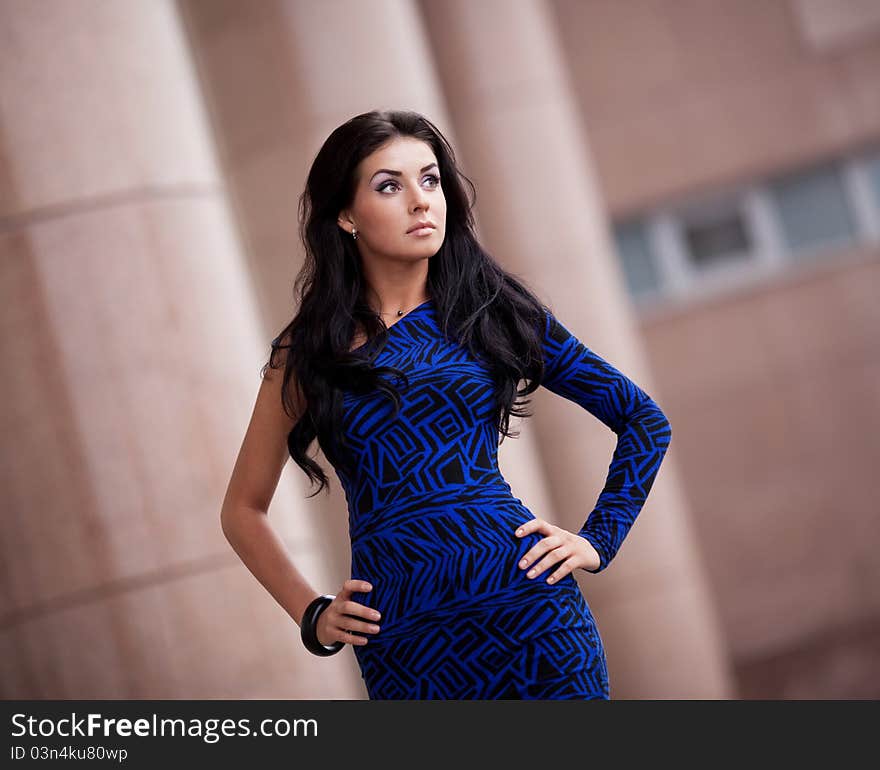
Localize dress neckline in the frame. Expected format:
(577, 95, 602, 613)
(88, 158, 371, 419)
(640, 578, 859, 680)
(349, 298, 433, 355)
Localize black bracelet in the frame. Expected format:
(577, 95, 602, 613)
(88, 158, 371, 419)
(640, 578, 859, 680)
(300, 594, 345, 656)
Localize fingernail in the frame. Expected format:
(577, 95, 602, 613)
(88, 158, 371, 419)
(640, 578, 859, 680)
(516, 529, 523, 536)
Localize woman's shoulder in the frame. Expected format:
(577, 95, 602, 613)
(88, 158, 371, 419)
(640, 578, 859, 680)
(262, 331, 307, 422)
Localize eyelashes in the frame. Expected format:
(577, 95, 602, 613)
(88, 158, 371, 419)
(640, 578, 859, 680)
(377, 174, 441, 193)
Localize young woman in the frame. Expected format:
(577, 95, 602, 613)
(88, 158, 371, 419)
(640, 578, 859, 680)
(220, 109, 672, 700)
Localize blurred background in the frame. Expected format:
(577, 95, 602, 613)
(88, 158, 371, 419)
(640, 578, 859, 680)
(1, 0, 878, 700)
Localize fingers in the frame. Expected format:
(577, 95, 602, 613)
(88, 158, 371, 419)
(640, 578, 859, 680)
(520, 546, 569, 582)
(513, 521, 575, 583)
(339, 580, 381, 620)
(517, 530, 563, 571)
(339, 627, 372, 646)
(515, 526, 599, 582)
(544, 563, 573, 584)
(514, 517, 549, 538)
(339, 615, 382, 643)
(340, 578, 373, 598)
(330, 579, 382, 645)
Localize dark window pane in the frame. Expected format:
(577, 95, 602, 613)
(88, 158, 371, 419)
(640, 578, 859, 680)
(683, 212, 751, 268)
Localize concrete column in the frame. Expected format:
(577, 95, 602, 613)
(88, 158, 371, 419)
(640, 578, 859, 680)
(419, 0, 735, 697)
(0, 0, 351, 698)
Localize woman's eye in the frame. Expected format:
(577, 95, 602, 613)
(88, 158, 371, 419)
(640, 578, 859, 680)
(377, 175, 441, 193)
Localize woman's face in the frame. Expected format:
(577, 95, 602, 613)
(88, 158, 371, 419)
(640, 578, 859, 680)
(339, 136, 447, 264)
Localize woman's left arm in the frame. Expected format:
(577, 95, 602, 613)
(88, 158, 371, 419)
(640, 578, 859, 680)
(517, 309, 672, 576)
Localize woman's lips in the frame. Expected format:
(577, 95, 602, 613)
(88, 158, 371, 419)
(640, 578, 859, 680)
(407, 226, 435, 236)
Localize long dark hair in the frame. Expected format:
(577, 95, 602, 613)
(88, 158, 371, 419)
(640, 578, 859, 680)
(262, 109, 552, 497)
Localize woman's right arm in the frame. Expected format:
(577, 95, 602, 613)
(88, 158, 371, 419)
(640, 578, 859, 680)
(219, 352, 320, 627)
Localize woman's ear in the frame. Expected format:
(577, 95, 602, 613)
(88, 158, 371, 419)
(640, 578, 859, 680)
(337, 211, 354, 235)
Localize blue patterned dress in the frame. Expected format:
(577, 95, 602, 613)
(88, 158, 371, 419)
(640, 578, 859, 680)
(333, 299, 671, 699)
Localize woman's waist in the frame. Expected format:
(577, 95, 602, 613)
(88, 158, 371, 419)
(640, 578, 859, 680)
(348, 506, 590, 642)
(347, 479, 526, 540)
(349, 570, 592, 646)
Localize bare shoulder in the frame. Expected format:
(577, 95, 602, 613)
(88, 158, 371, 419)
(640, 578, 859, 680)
(221, 334, 307, 516)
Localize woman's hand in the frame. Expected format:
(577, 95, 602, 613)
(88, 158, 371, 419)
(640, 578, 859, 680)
(514, 518, 601, 582)
(315, 579, 382, 647)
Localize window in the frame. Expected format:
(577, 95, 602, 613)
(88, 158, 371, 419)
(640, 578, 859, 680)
(865, 153, 880, 212)
(612, 151, 875, 311)
(681, 206, 753, 270)
(769, 162, 857, 256)
(613, 220, 662, 297)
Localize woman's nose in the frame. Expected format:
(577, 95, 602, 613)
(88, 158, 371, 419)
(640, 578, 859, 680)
(410, 190, 429, 211)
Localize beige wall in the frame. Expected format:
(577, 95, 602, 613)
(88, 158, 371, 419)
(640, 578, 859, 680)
(641, 245, 880, 697)
(552, 0, 880, 218)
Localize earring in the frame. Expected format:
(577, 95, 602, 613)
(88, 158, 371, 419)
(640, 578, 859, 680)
(351, 227, 358, 240)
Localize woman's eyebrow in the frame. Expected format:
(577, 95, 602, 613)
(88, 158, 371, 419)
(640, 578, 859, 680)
(370, 163, 437, 181)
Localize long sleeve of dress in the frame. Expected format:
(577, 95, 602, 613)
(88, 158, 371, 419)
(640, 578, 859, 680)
(538, 309, 672, 574)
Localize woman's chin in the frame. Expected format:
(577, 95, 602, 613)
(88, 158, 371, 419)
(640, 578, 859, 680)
(396, 245, 440, 260)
